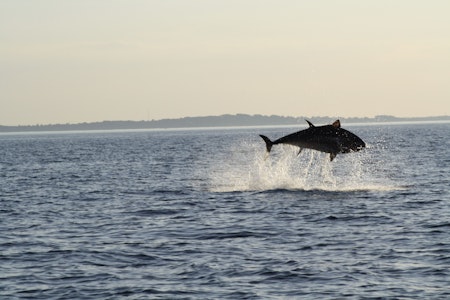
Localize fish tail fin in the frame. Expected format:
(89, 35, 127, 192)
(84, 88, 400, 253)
(259, 135, 274, 153)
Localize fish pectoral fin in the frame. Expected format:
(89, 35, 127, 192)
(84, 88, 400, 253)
(297, 148, 303, 156)
(330, 153, 337, 161)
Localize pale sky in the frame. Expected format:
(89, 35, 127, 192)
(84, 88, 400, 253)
(1, 0, 449, 125)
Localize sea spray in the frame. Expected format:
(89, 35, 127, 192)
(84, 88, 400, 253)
(209, 140, 399, 193)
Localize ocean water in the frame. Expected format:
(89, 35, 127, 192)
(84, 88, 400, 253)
(1, 122, 449, 299)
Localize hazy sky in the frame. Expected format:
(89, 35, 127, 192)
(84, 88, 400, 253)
(1, 1, 449, 125)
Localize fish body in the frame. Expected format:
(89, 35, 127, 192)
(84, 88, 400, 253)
(259, 120, 365, 161)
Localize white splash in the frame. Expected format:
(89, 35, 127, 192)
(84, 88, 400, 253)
(209, 141, 401, 193)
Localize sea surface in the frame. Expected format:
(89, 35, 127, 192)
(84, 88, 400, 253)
(1, 122, 449, 299)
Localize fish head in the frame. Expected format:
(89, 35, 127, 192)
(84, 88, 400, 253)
(350, 136, 366, 151)
(337, 129, 366, 153)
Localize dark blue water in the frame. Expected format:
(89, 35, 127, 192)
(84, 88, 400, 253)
(1, 123, 449, 299)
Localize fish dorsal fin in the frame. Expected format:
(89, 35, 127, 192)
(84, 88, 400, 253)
(332, 120, 341, 128)
(306, 120, 315, 128)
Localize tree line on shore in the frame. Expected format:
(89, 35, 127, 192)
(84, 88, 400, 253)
(1, 114, 449, 133)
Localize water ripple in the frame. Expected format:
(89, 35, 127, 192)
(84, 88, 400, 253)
(1, 125, 449, 299)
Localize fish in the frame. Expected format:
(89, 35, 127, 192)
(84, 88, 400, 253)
(259, 120, 365, 161)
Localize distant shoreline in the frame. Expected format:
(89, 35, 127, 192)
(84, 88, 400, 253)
(1, 114, 449, 133)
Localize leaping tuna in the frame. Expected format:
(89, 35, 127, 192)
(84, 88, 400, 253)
(259, 120, 365, 161)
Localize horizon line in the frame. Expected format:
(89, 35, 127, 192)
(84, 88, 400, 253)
(1, 113, 450, 128)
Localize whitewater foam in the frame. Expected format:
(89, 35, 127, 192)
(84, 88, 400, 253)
(209, 141, 401, 193)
